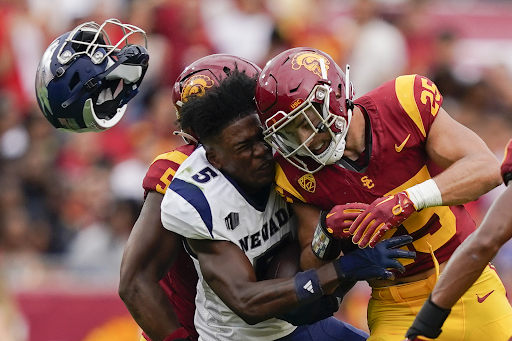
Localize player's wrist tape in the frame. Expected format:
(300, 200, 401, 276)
(503, 172, 512, 186)
(411, 295, 451, 339)
(162, 327, 189, 341)
(311, 211, 343, 260)
(405, 179, 442, 210)
(293, 269, 324, 304)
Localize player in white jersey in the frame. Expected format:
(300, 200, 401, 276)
(162, 145, 298, 340)
(160, 69, 415, 341)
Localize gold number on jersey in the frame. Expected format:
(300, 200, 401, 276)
(156, 167, 176, 193)
(420, 78, 441, 117)
(384, 206, 457, 266)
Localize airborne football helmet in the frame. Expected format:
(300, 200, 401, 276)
(35, 18, 149, 132)
(255, 47, 355, 173)
(171, 54, 261, 144)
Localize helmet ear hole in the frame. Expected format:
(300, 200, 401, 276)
(69, 71, 81, 90)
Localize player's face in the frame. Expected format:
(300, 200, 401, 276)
(214, 113, 275, 192)
(279, 106, 332, 156)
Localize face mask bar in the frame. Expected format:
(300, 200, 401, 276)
(263, 61, 354, 173)
(264, 83, 345, 173)
(57, 18, 147, 65)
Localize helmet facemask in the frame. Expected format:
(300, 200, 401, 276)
(263, 62, 353, 174)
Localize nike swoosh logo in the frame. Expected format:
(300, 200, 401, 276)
(477, 290, 494, 303)
(395, 134, 411, 153)
(326, 212, 337, 219)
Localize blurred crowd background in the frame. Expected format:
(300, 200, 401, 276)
(1, 0, 512, 340)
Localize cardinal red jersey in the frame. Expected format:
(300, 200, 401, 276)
(501, 139, 512, 185)
(142, 143, 198, 340)
(275, 75, 475, 278)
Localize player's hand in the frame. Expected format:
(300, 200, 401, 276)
(404, 295, 451, 341)
(325, 203, 369, 239)
(311, 203, 368, 260)
(349, 192, 416, 248)
(334, 235, 415, 282)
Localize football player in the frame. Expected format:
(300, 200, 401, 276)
(254, 47, 512, 340)
(35, 18, 149, 132)
(160, 68, 415, 341)
(405, 139, 512, 340)
(119, 54, 262, 341)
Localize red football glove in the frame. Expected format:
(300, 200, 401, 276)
(349, 192, 416, 248)
(311, 203, 368, 260)
(325, 202, 369, 239)
(501, 139, 512, 185)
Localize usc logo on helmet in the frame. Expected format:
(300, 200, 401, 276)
(298, 173, 316, 193)
(181, 75, 215, 102)
(291, 52, 330, 77)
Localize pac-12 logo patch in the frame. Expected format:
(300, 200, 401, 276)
(225, 212, 240, 230)
(181, 75, 215, 102)
(291, 52, 330, 77)
(298, 173, 316, 193)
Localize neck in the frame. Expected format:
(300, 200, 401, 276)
(342, 106, 366, 161)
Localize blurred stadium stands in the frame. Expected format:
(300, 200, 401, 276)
(1, 0, 512, 339)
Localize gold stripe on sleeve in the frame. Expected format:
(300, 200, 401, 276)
(150, 150, 189, 166)
(275, 163, 306, 203)
(395, 75, 427, 138)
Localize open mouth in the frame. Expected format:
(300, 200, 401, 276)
(256, 159, 274, 175)
(311, 141, 328, 155)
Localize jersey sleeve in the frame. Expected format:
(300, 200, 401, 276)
(501, 139, 512, 185)
(161, 178, 215, 240)
(274, 162, 306, 204)
(142, 145, 195, 198)
(394, 74, 443, 140)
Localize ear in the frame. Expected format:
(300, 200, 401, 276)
(206, 148, 222, 170)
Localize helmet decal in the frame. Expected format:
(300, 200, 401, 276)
(291, 52, 330, 77)
(171, 54, 262, 144)
(181, 75, 215, 102)
(255, 47, 353, 173)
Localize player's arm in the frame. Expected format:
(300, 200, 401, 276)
(294, 201, 367, 270)
(425, 107, 502, 205)
(188, 234, 414, 325)
(351, 107, 501, 248)
(119, 191, 186, 341)
(293, 202, 328, 269)
(405, 141, 512, 340)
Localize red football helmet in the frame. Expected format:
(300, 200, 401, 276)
(255, 47, 355, 173)
(172, 54, 261, 144)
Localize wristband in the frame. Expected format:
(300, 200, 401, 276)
(405, 179, 442, 210)
(311, 211, 343, 260)
(407, 295, 451, 339)
(293, 269, 324, 304)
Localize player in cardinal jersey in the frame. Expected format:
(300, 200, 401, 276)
(119, 54, 262, 341)
(406, 139, 512, 340)
(255, 47, 512, 340)
(160, 67, 417, 341)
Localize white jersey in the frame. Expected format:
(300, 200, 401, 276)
(161, 146, 297, 341)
